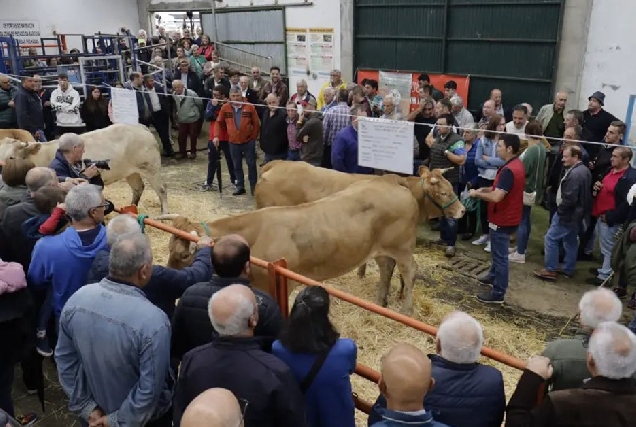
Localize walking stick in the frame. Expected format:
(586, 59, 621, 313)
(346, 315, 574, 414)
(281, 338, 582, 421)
(216, 149, 223, 197)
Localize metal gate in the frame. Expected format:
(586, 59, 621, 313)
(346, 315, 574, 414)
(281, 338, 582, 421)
(201, 8, 285, 74)
(354, 0, 565, 111)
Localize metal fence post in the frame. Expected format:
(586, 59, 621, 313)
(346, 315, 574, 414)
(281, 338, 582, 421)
(271, 258, 289, 318)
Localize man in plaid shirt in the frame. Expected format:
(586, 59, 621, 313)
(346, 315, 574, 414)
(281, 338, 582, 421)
(321, 88, 350, 169)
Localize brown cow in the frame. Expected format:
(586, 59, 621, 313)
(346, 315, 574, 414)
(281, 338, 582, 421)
(254, 160, 465, 277)
(0, 129, 35, 142)
(161, 175, 421, 314)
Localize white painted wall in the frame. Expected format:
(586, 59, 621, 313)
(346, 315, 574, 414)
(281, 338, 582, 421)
(579, 0, 636, 141)
(148, 0, 341, 97)
(2, 0, 140, 51)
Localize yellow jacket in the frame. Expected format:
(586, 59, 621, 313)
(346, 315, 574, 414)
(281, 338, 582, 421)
(317, 80, 347, 110)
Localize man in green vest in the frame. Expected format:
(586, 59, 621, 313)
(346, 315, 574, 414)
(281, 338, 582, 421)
(428, 113, 466, 257)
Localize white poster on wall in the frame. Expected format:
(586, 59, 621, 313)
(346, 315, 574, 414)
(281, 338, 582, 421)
(358, 118, 415, 175)
(0, 20, 41, 46)
(110, 88, 139, 125)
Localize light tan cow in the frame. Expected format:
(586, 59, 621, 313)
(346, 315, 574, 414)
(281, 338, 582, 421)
(0, 124, 169, 213)
(0, 129, 35, 142)
(161, 175, 421, 314)
(255, 160, 465, 277)
(255, 160, 464, 221)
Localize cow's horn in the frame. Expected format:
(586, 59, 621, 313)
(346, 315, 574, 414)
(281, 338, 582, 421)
(436, 167, 452, 175)
(154, 213, 181, 220)
(20, 141, 28, 148)
(430, 177, 439, 184)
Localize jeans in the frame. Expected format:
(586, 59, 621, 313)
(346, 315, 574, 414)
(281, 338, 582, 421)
(263, 152, 287, 163)
(0, 361, 14, 416)
(545, 214, 579, 275)
(477, 177, 494, 235)
(516, 206, 532, 255)
(596, 220, 618, 280)
(288, 149, 301, 161)
(228, 140, 257, 191)
(439, 184, 460, 246)
(207, 141, 235, 186)
(37, 286, 54, 331)
(582, 215, 598, 255)
(487, 226, 513, 297)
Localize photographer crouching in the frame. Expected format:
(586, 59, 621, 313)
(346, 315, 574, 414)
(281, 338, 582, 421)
(49, 133, 115, 214)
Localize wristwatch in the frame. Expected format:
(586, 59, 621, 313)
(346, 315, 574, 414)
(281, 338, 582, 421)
(444, 150, 450, 156)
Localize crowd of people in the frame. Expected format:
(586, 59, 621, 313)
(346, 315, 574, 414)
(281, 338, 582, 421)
(2, 25, 636, 427)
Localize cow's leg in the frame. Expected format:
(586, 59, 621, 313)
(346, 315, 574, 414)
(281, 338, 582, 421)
(125, 173, 145, 206)
(142, 173, 169, 214)
(357, 263, 367, 278)
(375, 256, 397, 308)
(395, 254, 416, 316)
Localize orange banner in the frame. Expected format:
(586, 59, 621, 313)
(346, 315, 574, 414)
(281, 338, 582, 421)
(357, 70, 470, 113)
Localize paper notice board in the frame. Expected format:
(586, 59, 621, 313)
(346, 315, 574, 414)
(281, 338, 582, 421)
(286, 27, 334, 78)
(358, 118, 415, 175)
(110, 88, 139, 125)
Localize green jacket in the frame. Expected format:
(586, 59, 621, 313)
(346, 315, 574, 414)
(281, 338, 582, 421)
(173, 89, 202, 123)
(612, 220, 636, 289)
(542, 330, 592, 391)
(520, 142, 547, 204)
(0, 85, 18, 125)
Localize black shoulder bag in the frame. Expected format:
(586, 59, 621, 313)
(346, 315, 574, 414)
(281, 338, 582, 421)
(300, 346, 333, 393)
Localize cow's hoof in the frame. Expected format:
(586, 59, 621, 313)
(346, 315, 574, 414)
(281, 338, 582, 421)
(376, 299, 388, 308)
(399, 306, 413, 316)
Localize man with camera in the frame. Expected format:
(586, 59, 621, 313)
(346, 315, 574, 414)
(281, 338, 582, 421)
(49, 133, 114, 214)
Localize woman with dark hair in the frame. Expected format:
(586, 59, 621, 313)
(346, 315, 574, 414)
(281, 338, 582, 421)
(472, 114, 506, 252)
(273, 286, 357, 427)
(81, 86, 111, 131)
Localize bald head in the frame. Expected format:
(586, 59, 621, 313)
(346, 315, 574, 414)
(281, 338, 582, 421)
(181, 388, 243, 427)
(25, 167, 57, 193)
(380, 343, 432, 410)
(208, 284, 257, 337)
(211, 234, 250, 278)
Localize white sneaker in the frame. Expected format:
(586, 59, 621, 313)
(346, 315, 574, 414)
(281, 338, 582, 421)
(509, 251, 526, 264)
(472, 235, 489, 246)
(484, 242, 491, 253)
(508, 247, 516, 254)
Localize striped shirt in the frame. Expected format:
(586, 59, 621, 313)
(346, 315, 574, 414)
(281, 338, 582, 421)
(323, 102, 350, 147)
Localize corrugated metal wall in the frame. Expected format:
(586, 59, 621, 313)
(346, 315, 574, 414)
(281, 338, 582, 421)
(201, 8, 285, 73)
(354, 0, 565, 111)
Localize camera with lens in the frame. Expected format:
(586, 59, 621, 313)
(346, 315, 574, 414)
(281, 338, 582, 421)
(83, 159, 111, 170)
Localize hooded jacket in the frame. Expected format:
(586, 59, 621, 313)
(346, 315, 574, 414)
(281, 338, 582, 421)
(50, 84, 82, 126)
(27, 225, 108, 316)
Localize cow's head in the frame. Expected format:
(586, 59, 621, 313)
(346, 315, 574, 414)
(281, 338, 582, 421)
(161, 215, 207, 269)
(0, 139, 43, 162)
(418, 166, 465, 219)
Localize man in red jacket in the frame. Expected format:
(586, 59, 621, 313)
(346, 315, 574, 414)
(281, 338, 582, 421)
(469, 133, 525, 304)
(213, 87, 261, 195)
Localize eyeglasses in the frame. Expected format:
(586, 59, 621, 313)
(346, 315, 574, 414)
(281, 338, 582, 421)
(91, 203, 109, 210)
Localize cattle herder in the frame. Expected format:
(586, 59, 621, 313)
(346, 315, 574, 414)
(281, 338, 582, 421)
(427, 113, 466, 258)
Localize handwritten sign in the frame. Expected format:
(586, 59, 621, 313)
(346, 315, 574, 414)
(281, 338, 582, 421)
(0, 20, 41, 45)
(110, 88, 139, 125)
(358, 118, 415, 175)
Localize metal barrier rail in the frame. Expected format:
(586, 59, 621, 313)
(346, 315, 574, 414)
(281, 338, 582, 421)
(133, 213, 527, 414)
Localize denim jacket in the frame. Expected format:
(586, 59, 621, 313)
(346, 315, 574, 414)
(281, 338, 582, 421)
(55, 278, 174, 427)
(474, 137, 504, 181)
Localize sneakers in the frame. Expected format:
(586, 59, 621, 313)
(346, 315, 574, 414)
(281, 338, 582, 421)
(472, 235, 489, 246)
(477, 272, 493, 286)
(508, 251, 526, 264)
(36, 329, 53, 357)
(16, 412, 38, 426)
(232, 188, 246, 196)
(445, 246, 456, 258)
(476, 291, 504, 304)
(484, 242, 491, 253)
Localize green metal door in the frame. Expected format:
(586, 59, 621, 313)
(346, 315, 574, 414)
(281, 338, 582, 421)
(354, 0, 565, 112)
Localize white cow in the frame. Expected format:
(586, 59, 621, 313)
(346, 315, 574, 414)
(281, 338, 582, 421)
(0, 124, 168, 213)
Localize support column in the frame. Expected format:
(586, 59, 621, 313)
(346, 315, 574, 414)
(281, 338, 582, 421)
(554, 0, 593, 107)
(340, 0, 354, 83)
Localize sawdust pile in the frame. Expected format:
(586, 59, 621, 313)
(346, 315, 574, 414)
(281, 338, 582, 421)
(104, 177, 548, 426)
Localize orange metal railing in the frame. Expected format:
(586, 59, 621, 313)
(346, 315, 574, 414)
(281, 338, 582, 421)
(133, 213, 527, 413)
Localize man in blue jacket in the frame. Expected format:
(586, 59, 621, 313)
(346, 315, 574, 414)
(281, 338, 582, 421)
(369, 312, 505, 427)
(28, 183, 108, 335)
(86, 214, 213, 319)
(331, 105, 374, 174)
(14, 75, 45, 141)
